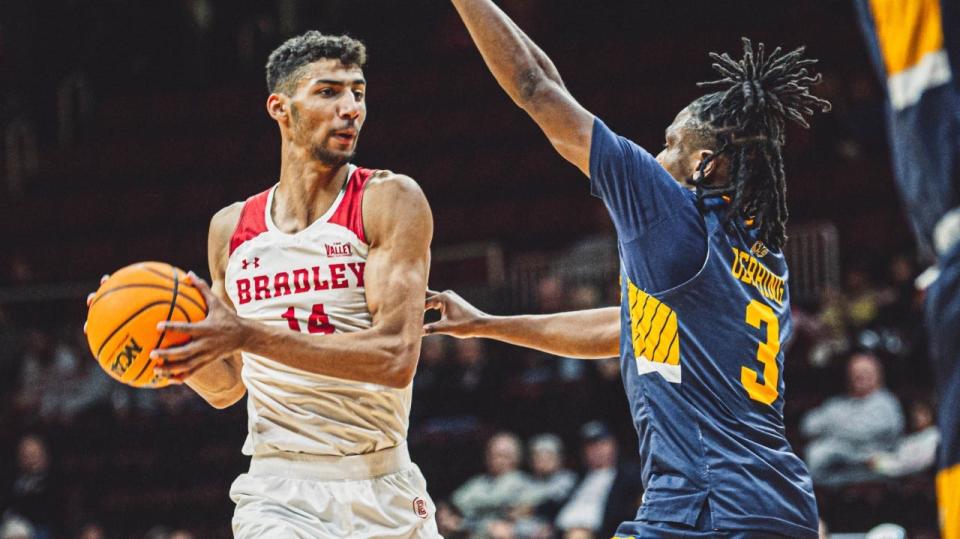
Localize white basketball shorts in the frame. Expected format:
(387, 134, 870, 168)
(229, 443, 441, 538)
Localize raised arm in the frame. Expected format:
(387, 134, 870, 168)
(425, 290, 619, 359)
(181, 204, 247, 409)
(154, 173, 433, 389)
(451, 0, 594, 175)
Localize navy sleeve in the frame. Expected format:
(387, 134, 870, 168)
(589, 118, 708, 292)
(589, 118, 695, 241)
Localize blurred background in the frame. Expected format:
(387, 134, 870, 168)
(0, 0, 944, 537)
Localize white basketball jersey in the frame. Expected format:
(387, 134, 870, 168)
(225, 165, 412, 457)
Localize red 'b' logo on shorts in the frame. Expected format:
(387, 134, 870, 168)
(412, 497, 428, 519)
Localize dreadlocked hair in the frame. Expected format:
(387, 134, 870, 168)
(690, 38, 831, 251)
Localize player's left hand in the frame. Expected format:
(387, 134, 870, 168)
(151, 272, 248, 381)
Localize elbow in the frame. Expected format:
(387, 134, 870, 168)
(515, 69, 548, 107)
(381, 340, 419, 389)
(204, 384, 246, 410)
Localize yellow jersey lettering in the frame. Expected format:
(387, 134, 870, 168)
(730, 248, 744, 279)
(730, 248, 786, 306)
(740, 251, 752, 281)
(744, 256, 759, 285)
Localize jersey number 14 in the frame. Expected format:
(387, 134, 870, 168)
(741, 300, 780, 405)
(280, 304, 335, 334)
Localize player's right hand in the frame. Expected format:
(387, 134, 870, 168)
(423, 289, 488, 338)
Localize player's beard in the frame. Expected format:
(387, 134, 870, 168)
(310, 135, 355, 168)
(290, 104, 355, 168)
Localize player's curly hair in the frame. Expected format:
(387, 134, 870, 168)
(688, 38, 831, 250)
(266, 31, 367, 95)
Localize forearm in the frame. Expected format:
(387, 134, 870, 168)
(451, 0, 562, 105)
(185, 354, 245, 409)
(472, 307, 620, 359)
(241, 319, 417, 388)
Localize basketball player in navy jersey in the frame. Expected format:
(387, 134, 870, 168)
(90, 32, 440, 537)
(426, 1, 830, 537)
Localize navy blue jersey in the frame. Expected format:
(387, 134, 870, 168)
(590, 118, 818, 537)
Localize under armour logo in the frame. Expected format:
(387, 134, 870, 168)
(242, 257, 260, 270)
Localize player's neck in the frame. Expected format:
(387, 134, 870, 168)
(274, 150, 350, 233)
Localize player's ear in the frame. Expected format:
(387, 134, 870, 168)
(692, 149, 717, 182)
(266, 93, 289, 124)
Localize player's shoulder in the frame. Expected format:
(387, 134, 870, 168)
(210, 201, 245, 237)
(364, 169, 422, 194)
(360, 169, 432, 241)
(362, 169, 428, 208)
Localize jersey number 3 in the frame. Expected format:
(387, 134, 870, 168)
(741, 300, 780, 405)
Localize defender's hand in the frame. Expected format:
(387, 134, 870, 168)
(83, 274, 111, 335)
(152, 273, 248, 380)
(423, 289, 489, 338)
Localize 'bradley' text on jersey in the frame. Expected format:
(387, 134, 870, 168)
(235, 262, 366, 305)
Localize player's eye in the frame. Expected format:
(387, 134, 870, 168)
(352, 90, 365, 101)
(317, 88, 336, 97)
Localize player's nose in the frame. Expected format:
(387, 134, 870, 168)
(338, 95, 362, 119)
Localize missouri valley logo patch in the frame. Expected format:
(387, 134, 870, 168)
(325, 242, 352, 257)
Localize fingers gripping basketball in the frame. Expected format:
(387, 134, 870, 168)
(85, 262, 207, 388)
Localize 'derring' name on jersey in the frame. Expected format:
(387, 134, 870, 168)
(729, 247, 785, 305)
(235, 262, 365, 305)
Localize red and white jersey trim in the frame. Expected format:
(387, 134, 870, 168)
(229, 166, 374, 256)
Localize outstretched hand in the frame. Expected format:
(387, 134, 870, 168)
(423, 289, 489, 338)
(83, 274, 112, 336)
(151, 272, 248, 381)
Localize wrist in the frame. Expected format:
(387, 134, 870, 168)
(472, 314, 501, 338)
(236, 317, 258, 354)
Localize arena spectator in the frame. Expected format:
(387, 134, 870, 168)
(525, 434, 577, 514)
(494, 433, 580, 538)
(451, 432, 534, 531)
(536, 275, 565, 314)
(449, 339, 499, 416)
(865, 523, 908, 539)
(869, 400, 939, 478)
(413, 335, 449, 397)
(555, 421, 642, 539)
(809, 269, 885, 365)
(5, 434, 61, 539)
(0, 514, 33, 539)
(38, 334, 111, 424)
(75, 522, 105, 539)
(801, 352, 904, 485)
(434, 501, 468, 539)
(13, 331, 54, 417)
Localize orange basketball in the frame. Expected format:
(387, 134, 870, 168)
(85, 261, 207, 388)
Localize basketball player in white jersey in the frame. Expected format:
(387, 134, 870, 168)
(145, 32, 440, 537)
